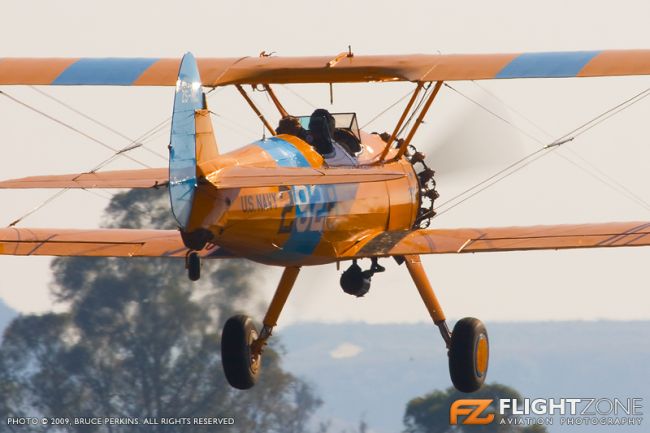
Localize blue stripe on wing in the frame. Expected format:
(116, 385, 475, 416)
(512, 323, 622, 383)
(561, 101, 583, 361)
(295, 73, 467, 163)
(53, 58, 159, 85)
(496, 51, 601, 78)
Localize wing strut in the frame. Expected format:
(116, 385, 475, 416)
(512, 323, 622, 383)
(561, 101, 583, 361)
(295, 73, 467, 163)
(377, 81, 444, 163)
(378, 82, 424, 162)
(263, 84, 289, 117)
(235, 85, 276, 136)
(394, 81, 444, 160)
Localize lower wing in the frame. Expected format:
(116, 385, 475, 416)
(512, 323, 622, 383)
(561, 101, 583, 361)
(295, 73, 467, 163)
(0, 166, 403, 189)
(0, 168, 168, 189)
(350, 221, 650, 257)
(0, 227, 231, 258)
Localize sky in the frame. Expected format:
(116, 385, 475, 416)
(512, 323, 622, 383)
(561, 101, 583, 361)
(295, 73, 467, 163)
(1, 0, 650, 326)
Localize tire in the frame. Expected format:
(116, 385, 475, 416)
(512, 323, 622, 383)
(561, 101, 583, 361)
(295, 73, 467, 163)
(187, 251, 200, 281)
(449, 317, 489, 393)
(221, 315, 261, 390)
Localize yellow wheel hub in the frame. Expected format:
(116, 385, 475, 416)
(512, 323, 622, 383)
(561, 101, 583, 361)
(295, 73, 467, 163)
(475, 334, 489, 377)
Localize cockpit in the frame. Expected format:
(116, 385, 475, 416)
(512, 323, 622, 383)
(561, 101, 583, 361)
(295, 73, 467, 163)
(276, 110, 362, 167)
(297, 112, 361, 151)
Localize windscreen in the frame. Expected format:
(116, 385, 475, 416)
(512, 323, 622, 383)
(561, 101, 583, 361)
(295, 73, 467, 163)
(297, 112, 360, 140)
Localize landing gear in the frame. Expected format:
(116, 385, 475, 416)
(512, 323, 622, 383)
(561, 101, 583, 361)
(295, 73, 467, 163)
(449, 317, 489, 393)
(219, 256, 489, 393)
(221, 315, 261, 389)
(340, 258, 385, 297)
(404, 254, 489, 393)
(186, 251, 201, 281)
(220, 267, 300, 390)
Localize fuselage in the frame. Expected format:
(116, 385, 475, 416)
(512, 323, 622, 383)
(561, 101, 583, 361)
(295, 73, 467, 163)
(186, 133, 420, 266)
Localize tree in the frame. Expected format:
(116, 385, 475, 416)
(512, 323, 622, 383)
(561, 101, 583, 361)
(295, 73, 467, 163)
(404, 383, 548, 433)
(0, 188, 321, 433)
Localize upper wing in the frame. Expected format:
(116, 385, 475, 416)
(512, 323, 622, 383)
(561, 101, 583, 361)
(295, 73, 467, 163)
(0, 168, 168, 189)
(0, 227, 230, 258)
(349, 221, 650, 258)
(2, 50, 650, 86)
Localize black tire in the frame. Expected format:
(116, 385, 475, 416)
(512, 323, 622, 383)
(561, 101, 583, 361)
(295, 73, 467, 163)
(187, 251, 200, 281)
(221, 315, 261, 390)
(449, 317, 489, 393)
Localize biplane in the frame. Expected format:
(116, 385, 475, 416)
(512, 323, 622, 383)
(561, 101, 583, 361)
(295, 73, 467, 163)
(1, 50, 650, 393)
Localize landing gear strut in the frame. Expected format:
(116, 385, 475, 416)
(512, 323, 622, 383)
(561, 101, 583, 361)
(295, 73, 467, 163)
(221, 266, 300, 390)
(404, 254, 489, 393)
(220, 256, 489, 393)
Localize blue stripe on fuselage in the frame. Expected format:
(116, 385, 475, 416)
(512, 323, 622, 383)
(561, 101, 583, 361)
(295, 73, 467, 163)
(257, 137, 310, 168)
(256, 138, 357, 258)
(281, 184, 344, 256)
(53, 58, 159, 85)
(496, 51, 601, 78)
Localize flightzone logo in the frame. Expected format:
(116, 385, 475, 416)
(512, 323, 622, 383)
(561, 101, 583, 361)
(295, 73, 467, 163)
(450, 400, 495, 425)
(450, 398, 644, 427)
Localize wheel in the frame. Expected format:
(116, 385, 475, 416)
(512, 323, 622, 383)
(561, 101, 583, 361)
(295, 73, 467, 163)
(221, 315, 261, 390)
(448, 317, 489, 393)
(187, 251, 200, 281)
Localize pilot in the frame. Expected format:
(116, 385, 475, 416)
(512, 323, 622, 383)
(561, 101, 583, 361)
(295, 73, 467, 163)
(307, 108, 336, 157)
(307, 108, 359, 166)
(276, 115, 308, 141)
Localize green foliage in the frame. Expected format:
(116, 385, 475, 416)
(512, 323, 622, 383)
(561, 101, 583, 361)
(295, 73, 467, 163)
(0, 188, 321, 433)
(404, 383, 548, 433)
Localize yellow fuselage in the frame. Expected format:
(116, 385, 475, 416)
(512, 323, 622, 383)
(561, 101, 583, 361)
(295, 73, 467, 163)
(186, 134, 420, 266)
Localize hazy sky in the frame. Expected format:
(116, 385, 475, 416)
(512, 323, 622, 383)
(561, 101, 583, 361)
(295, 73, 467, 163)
(1, 0, 650, 325)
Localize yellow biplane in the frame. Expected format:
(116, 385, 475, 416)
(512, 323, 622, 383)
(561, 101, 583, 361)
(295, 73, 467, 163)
(1, 50, 650, 392)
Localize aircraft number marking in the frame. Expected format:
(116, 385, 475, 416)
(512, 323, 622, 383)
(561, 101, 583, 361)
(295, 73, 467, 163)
(279, 185, 337, 234)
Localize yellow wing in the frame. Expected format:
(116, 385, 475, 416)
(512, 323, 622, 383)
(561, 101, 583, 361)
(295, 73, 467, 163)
(1, 50, 650, 86)
(207, 166, 404, 188)
(348, 221, 650, 258)
(0, 227, 231, 258)
(0, 167, 404, 189)
(0, 168, 168, 189)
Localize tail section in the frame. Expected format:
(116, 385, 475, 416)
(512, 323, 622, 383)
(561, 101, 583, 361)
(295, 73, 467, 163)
(169, 52, 218, 230)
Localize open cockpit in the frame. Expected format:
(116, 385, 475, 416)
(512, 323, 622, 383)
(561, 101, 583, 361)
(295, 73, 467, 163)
(276, 110, 361, 167)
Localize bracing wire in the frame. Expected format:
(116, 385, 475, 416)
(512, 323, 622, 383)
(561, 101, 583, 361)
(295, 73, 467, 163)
(444, 83, 545, 146)
(396, 82, 433, 140)
(471, 81, 555, 141)
(469, 81, 650, 212)
(360, 88, 416, 130)
(6, 146, 150, 227)
(433, 85, 650, 218)
(0, 90, 151, 168)
(2, 86, 231, 226)
(280, 84, 317, 110)
(554, 151, 650, 212)
(29, 86, 167, 160)
(208, 110, 261, 137)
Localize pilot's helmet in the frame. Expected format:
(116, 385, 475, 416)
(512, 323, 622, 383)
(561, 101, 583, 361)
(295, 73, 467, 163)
(308, 109, 335, 136)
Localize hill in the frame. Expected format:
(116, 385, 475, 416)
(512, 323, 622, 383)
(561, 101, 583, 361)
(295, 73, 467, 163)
(279, 321, 650, 433)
